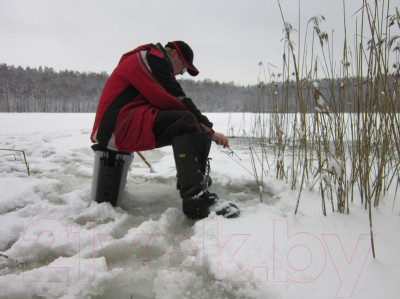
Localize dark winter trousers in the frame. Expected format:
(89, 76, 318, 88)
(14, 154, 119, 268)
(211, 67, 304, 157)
(153, 110, 201, 148)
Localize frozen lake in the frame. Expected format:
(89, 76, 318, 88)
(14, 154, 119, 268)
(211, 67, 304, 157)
(0, 113, 399, 299)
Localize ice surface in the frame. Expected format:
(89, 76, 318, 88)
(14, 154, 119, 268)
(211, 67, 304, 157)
(0, 113, 399, 298)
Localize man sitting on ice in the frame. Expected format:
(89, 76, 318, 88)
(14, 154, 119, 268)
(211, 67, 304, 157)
(90, 41, 240, 219)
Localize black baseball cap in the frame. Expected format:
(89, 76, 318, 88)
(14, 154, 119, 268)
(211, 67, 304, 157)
(165, 41, 199, 76)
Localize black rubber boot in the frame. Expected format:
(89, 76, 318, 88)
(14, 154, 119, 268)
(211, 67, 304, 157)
(172, 132, 239, 219)
(176, 168, 212, 190)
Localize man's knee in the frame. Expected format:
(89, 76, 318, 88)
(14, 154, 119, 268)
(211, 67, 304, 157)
(176, 111, 200, 133)
(179, 111, 197, 124)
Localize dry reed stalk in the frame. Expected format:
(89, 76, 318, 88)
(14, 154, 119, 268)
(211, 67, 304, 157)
(250, 0, 399, 258)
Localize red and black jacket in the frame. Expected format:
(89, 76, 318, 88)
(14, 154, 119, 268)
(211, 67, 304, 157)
(90, 43, 213, 152)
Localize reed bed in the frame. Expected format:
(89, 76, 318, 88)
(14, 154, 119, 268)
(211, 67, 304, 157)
(250, 0, 400, 257)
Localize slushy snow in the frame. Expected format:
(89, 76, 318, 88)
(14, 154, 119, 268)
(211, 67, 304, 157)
(0, 113, 399, 299)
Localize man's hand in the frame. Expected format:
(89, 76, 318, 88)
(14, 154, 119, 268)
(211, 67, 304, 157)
(212, 132, 229, 148)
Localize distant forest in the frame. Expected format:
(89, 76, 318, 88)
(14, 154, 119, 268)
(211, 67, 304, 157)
(0, 63, 259, 113)
(0, 63, 399, 113)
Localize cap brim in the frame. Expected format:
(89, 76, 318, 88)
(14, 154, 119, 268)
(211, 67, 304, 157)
(187, 65, 199, 76)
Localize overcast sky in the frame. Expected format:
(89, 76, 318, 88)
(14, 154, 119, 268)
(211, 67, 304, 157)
(0, 0, 384, 85)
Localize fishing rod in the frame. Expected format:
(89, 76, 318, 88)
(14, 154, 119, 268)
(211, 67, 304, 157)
(226, 147, 255, 178)
(227, 147, 242, 161)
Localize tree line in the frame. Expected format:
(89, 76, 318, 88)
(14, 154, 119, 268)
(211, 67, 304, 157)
(0, 63, 260, 113)
(1, 63, 398, 113)
(0, 64, 108, 112)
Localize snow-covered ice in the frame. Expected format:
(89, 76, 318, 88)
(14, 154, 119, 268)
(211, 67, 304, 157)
(0, 113, 399, 299)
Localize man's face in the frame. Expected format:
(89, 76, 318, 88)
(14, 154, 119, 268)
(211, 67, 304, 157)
(171, 50, 187, 76)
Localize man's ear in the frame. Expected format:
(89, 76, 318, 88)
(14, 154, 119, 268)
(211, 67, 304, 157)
(169, 49, 178, 58)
